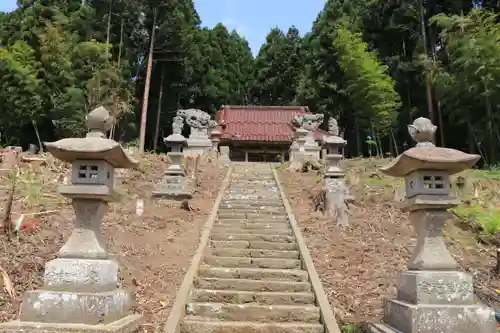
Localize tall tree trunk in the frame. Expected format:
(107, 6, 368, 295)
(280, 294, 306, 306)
(419, 0, 435, 126)
(138, 8, 157, 153)
(428, 24, 445, 146)
(117, 17, 124, 67)
(485, 93, 495, 163)
(355, 117, 362, 156)
(153, 67, 165, 152)
(106, 1, 112, 59)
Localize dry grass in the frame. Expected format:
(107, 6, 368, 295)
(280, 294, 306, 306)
(278, 157, 500, 329)
(0, 152, 228, 333)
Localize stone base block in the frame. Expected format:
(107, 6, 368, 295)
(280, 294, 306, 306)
(380, 299, 496, 333)
(397, 270, 473, 305)
(0, 314, 142, 333)
(44, 258, 119, 292)
(184, 138, 212, 157)
(165, 162, 185, 176)
(20, 289, 133, 325)
(152, 175, 192, 199)
(152, 189, 193, 200)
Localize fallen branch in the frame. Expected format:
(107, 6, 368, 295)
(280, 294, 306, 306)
(20, 156, 46, 163)
(0, 264, 15, 299)
(12, 210, 60, 217)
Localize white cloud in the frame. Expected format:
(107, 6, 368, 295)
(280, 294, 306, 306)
(222, 17, 250, 37)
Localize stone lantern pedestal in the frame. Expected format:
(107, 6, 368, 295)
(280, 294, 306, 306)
(210, 128, 222, 152)
(0, 107, 142, 333)
(185, 129, 212, 157)
(289, 128, 311, 169)
(153, 133, 192, 199)
(219, 146, 230, 164)
(370, 118, 496, 333)
(303, 132, 321, 159)
(323, 133, 350, 225)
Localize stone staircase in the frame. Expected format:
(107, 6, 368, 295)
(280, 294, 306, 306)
(174, 163, 338, 333)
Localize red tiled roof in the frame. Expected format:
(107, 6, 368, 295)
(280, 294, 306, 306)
(215, 105, 327, 143)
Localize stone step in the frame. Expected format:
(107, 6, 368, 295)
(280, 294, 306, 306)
(227, 186, 277, 189)
(225, 194, 280, 199)
(229, 185, 276, 187)
(194, 277, 312, 292)
(226, 189, 278, 192)
(217, 217, 289, 224)
(221, 200, 283, 207)
(210, 233, 295, 243)
(217, 214, 289, 222)
(215, 222, 290, 230)
(218, 211, 285, 217)
(230, 182, 275, 185)
(186, 303, 320, 323)
(210, 240, 298, 251)
(203, 256, 301, 269)
(220, 204, 284, 210)
(190, 289, 316, 305)
(197, 267, 309, 282)
(180, 320, 324, 333)
(218, 208, 286, 214)
(208, 248, 299, 259)
(211, 227, 292, 236)
(224, 196, 282, 201)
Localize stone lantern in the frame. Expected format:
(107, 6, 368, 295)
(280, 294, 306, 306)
(0, 106, 142, 333)
(210, 127, 222, 152)
(153, 115, 192, 199)
(322, 117, 350, 226)
(323, 117, 347, 177)
(370, 117, 496, 333)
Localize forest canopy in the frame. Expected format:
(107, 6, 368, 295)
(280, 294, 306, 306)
(1, 0, 499, 164)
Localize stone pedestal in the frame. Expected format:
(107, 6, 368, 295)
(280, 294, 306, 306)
(372, 210, 496, 333)
(289, 141, 299, 162)
(183, 126, 213, 157)
(303, 133, 321, 160)
(219, 146, 231, 164)
(0, 107, 141, 333)
(184, 137, 212, 157)
(153, 152, 192, 199)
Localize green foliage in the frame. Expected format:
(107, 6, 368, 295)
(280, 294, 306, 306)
(452, 205, 500, 235)
(0, 42, 42, 143)
(425, 9, 500, 163)
(0, 0, 499, 162)
(251, 26, 304, 105)
(334, 24, 401, 135)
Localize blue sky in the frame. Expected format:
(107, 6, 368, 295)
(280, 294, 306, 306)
(0, 0, 325, 54)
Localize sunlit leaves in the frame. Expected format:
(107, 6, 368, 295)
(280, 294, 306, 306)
(334, 24, 401, 134)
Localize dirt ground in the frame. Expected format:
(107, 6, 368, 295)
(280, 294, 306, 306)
(278, 158, 500, 330)
(0, 152, 228, 333)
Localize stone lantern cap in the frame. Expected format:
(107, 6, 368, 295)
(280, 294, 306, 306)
(164, 133, 186, 145)
(44, 106, 138, 169)
(380, 147, 480, 178)
(381, 117, 480, 178)
(323, 135, 347, 147)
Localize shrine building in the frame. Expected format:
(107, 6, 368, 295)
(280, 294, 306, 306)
(215, 105, 327, 162)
